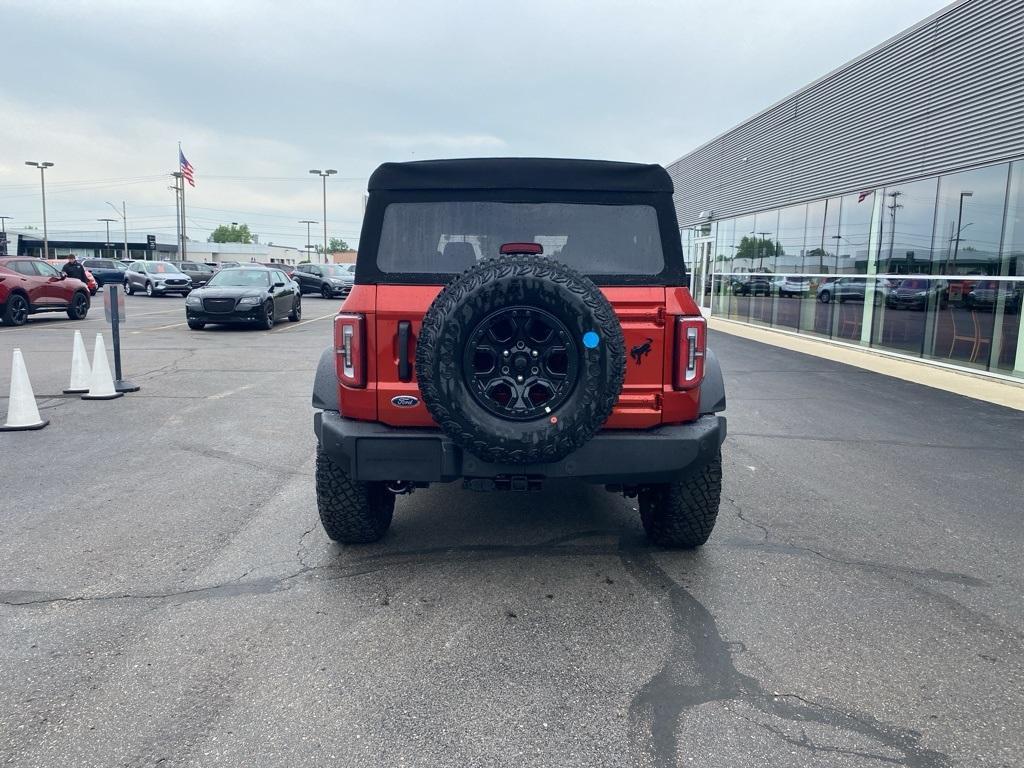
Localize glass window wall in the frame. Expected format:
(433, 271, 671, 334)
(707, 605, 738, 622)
(699, 159, 1023, 381)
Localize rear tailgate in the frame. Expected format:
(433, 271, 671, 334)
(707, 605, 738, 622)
(372, 285, 668, 429)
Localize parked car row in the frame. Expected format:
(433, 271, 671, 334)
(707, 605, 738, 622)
(1, 256, 351, 329)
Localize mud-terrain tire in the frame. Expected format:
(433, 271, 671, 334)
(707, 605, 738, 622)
(315, 448, 395, 543)
(639, 454, 722, 548)
(416, 254, 626, 464)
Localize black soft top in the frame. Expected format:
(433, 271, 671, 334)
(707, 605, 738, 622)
(368, 158, 674, 193)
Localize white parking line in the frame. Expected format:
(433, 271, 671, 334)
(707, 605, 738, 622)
(150, 322, 188, 331)
(273, 312, 336, 332)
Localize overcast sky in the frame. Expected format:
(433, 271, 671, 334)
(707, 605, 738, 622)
(0, 0, 950, 249)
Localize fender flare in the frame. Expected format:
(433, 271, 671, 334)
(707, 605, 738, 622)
(311, 346, 339, 412)
(699, 348, 726, 414)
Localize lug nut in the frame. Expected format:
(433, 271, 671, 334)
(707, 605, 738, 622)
(516, 375, 524, 383)
(503, 350, 510, 357)
(531, 367, 538, 374)
(531, 350, 538, 357)
(502, 366, 509, 374)
(517, 341, 525, 350)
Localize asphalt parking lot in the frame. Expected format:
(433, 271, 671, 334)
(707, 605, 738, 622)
(1, 294, 1022, 767)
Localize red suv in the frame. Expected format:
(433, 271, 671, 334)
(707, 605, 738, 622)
(0, 257, 91, 326)
(311, 159, 726, 547)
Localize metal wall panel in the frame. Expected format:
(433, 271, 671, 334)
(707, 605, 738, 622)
(668, 0, 1024, 227)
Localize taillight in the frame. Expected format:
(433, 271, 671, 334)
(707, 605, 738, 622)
(674, 316, 706, 389)
(334, 313, 366, 388)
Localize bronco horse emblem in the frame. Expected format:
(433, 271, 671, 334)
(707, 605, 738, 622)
(631, 338, 654, 365)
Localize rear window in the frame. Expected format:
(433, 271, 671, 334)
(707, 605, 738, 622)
(376, 201, 665, 276)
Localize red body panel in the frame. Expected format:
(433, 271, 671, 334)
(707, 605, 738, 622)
(337, 283, 704, 429)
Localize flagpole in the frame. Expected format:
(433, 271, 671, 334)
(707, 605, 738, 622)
(179, 142, 188, 261)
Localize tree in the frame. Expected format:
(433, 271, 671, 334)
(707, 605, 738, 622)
(208, 223, 253, 244)
(733, 235, 782, 269)
(329, 237, 349, 252)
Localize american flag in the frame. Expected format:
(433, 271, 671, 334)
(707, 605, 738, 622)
(179, 148, 195, 187)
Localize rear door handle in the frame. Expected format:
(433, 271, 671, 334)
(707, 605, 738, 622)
(397, 321, 412, 382)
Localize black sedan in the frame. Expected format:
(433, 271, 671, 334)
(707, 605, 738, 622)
(184, 266, 301, 330)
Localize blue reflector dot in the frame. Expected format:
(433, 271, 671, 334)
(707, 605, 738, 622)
(582, 331, 600, 349)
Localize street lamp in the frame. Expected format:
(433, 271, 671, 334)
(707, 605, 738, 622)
(299, 220, 317, 263)
(25, 161, 54, 259)
(309, 169, 337, 264)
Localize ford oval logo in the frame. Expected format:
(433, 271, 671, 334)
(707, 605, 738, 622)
(391, 395, 419, 408)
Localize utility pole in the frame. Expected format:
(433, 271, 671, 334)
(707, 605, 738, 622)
(106, 201, 130, 262)
(755, 231, 771, 271)
(25, 161, 54, 259)
(885, 191, 903, 269)
(0, 216, 10, 256)
(97, 218, 116, 257)
(299, 220, 317, 263)
(309, 169, 336, 263)
(951, 190, 973, 271)
(171, 172, 184, 260)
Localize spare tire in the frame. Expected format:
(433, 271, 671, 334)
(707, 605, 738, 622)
(416, 254, 625, 464)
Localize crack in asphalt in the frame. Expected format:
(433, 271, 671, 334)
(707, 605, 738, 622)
(0, 530, 963, 766)
(616, 536, 952, 768)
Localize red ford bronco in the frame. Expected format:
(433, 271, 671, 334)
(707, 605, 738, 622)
(312, 158, 726, 547)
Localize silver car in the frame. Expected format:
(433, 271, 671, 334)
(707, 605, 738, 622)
(123, 261, 192, 297)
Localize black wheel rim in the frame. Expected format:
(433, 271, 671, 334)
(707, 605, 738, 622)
(74, 295, 87, 317)
(462, 306, 579, 421)
(266, 303, 274, 325)
(11, 296, 28, 323)
(295, 298, 302, 319)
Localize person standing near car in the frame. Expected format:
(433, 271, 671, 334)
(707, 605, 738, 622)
(62, 254, 87, 282)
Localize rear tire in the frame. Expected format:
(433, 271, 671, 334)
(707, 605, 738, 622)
(818, 290, 831, 303)
(124, 280, 134, 296)
(639, 454, 722, 548)
(320, 284, 332, 299)
(288, 296, 302, 322)
(315, 448, 395, 543)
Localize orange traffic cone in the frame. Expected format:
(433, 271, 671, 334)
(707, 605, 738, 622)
(1, 348, 50, 431)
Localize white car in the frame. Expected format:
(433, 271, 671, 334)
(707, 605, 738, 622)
(123, 261, 192, 297)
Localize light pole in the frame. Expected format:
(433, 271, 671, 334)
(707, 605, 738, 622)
(25, 161, 54, 259)
(97, 218, 117, 257)
(309, 169, 337, 263)
(299, 220, 317, 263)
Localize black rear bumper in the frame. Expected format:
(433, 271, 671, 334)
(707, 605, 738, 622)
(314, 411, 726, 485)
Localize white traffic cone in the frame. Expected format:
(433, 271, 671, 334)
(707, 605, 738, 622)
(63, 330, 92, 394)
(81, 333, 124, 400)
(1, 348, 49, 431)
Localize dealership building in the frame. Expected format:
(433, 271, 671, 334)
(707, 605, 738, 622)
(669, 0, 1024, 382)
